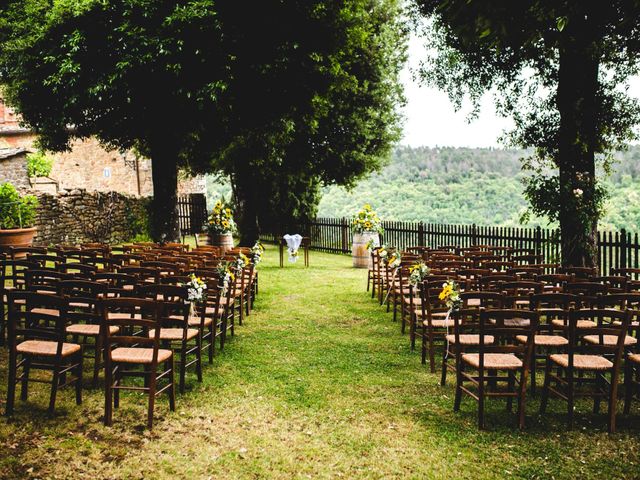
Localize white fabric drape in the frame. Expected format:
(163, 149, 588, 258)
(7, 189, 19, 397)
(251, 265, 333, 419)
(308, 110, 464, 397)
(283, 234, 302, 263)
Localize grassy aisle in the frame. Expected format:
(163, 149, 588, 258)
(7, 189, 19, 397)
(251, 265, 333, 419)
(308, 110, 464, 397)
(1, 249, 639, 479)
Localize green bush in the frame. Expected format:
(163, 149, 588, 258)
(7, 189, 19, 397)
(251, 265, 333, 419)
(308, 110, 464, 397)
(26, 150, 54, 178)
(0, 182, 38, 229)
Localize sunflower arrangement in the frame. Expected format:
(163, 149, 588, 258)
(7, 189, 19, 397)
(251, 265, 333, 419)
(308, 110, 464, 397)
(207, 200, 236, 235)
(183, 274, 207, 304)
(215, 262, 236, 296)
(439, 280, 461, 311)
(386, 251, 401, 269)
(408, 262, 430, 287)
(351, 204, 384, 235)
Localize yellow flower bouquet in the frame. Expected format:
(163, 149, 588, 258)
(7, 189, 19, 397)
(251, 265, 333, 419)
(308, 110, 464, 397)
(351, 204, 384, 235)
(207, 199, 236, 235)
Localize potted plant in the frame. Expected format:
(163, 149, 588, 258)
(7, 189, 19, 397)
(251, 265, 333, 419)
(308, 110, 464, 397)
(351, 204, 384, 268)
(206, 199, 236, 253)
(0, 182, 38, 253)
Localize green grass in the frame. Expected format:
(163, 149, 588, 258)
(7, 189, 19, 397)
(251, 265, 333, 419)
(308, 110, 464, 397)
(1, 249, 639, 479)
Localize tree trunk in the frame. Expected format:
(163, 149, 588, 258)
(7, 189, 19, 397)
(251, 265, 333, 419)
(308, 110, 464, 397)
(231, 171, 260, 246)
(149, 143, 179, 243)
(556, 13, 599, 268)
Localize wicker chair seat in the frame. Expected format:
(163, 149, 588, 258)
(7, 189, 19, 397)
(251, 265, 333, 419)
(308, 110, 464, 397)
(66, 324, 119, 336)
(551, 319, 597, 329)
(445, 334, 495, 345)
(462, 353, 522, 370)
(516, 334, 568, 346)
(17, 340, 80, 357)
(582, 334, 637, 346)
(549, 353, 612, 370)
(148, 328, 198, 341)
(110, 347, 172, 364)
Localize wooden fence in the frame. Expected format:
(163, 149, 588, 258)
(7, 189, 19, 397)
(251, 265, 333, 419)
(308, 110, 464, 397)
(262, 218, 640, 274)
(177, 194, 208, 236)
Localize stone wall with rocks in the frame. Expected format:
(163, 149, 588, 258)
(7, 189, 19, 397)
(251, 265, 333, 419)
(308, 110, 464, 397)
(33, 189, 150, 245)
(0, 152, 30, 189)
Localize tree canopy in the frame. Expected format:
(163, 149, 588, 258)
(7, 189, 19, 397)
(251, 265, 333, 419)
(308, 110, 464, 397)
(415, 0, 640, 267)
(0, 0, 406, 243)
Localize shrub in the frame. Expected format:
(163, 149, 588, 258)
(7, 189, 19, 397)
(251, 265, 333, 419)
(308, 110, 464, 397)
(0, 182, 38, 229)
(26, 151, 54, 178)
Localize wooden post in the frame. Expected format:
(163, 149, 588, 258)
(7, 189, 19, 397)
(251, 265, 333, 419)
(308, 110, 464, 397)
(620, 228, 628, 271)
(418, 221, 425, 247)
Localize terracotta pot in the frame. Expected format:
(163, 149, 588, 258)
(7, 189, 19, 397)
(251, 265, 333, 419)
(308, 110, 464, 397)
(209, 233, 234, 254)
(0, 227, 37, 256)
(352, 232, 379, 269)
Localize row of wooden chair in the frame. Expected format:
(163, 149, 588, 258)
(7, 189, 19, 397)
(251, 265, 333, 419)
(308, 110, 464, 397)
(2, 242, 262, 429)
(366, 246, 640, 431)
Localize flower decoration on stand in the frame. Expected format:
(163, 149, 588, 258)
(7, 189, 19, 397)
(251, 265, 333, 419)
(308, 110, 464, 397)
(439, 280, 462, 311)
(234, 252, 249, 269)
(288, 247, 299, 262)
(351, 204, 384, 234)
(250, 241, 265, 265)
(180, 274, 207, 322)
(207, 199, 236, 234)
(408, 262, 430, 287)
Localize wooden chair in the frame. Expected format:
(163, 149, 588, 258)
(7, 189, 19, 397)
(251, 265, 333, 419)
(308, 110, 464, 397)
(5, 291, 83, 415)
(24, 269, 73, 295)
(58, 262, 98, 278)
(540, 309, 630, 433)
(416, 281, 452, 372)
(58, 279, 110, 386)
(441, 292, 504, 385)
(138, 284, 202, 394)
(101, 297, 175, 429)
(9, 246, 47, 260)
(94, 272, 139, 297)
(454, 309, 538, 429)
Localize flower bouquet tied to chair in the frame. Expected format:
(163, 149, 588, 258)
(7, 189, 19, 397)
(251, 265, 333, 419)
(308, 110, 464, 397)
(351, 204, 384, 269)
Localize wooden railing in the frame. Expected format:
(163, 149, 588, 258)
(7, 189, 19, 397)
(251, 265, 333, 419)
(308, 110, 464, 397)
(262, 218, 640, 274)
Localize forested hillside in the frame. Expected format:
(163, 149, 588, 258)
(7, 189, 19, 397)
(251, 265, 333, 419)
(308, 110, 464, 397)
(316, 146, 640, 230)
(207, 145, 640, 231)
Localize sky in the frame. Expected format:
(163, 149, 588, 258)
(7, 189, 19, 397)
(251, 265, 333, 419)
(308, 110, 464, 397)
(400, 35, 640, 148)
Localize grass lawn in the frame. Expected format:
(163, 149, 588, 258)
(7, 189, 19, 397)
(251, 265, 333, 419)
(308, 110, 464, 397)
(0, 248, 639, 479)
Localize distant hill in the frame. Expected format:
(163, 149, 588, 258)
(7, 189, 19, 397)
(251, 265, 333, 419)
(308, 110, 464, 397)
(207, 145, 640, 231)
(315, 145, 640, 231)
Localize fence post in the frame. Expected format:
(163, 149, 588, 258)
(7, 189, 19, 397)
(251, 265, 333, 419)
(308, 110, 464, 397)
(418, 221, 425, 246)
(471, 223, 477, 246)
(620, 228, 628, 270)
(535, 226, 542, 262)
(341, 217, 349, 254)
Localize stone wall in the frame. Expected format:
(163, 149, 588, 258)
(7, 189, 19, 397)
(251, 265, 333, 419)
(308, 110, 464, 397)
(0, 151, 30, 189)
(33, 189, 150, 245)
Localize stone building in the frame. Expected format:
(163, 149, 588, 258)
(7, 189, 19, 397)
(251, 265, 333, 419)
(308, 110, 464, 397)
(0, 97, 204, 196)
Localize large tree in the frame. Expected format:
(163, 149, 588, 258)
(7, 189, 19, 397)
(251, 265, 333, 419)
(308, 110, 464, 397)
(415, 1, 640, 267)
(0, 0, 406, 245)
(185, 0, 407, 244)
(0, 0, 230, 241)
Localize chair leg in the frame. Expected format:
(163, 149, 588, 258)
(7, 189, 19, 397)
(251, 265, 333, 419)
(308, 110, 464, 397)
(20, 357, 31, 401)
(440, 346, 448, 386)
(421, 325, 427, 365)
(454, 359, 463, 412)
(567, 369, 574, 430)
(208, 323, 215, 362)
(75, 353, 83, 405)
(518, 368, 528, 430)
(6, 351, 17, 415)
(624, 360, 633, 415)
(48, 366, 60, 416)
(506, 371, 515, 412)
(92, 335, 102, 387)
(608, 369, 620, 434)
(147, 367, 157, 430)
(594, 372, 603, 414)
(196, 338, 203, 383)
(114, 366, 120, 409)
(179, 345, 187, 394)
(104, 366, 113, 426)
(478, 373, 485, 429)
(168, 358, 176, 412)
(428, 333, 436, 374)
(540, 358, 552, 414)
(409, 314, 416, 350)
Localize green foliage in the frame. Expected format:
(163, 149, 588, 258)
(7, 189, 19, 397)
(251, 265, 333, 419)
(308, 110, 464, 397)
(0, 182, 38, 229)
(26, 150, 53, 178)
(415, 1, 640, 265)
(315, 145, 640, 231)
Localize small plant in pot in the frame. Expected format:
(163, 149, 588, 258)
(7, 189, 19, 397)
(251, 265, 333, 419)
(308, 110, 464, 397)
(0, 182, 38, 253)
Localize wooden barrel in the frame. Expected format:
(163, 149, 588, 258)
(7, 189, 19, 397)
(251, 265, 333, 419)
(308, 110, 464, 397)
(352, 232, 378, 269)
(209, 233, 234, 254)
